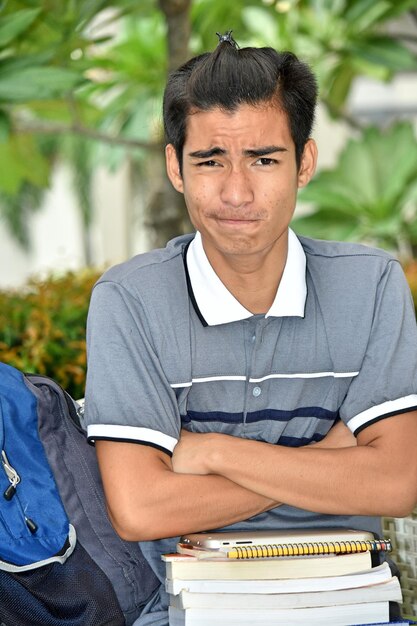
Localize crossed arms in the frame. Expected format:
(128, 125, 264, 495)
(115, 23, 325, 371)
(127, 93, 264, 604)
(96, 412, 417, 542)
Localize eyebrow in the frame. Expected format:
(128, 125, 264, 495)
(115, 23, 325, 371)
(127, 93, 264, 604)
(187, 145, 288, 159)
(244, 146, 288, 157)
(188, 147, 225, 159)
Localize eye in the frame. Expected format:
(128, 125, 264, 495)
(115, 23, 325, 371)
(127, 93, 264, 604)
(196, 160, 220, 167)
(255, 157, 277, 166)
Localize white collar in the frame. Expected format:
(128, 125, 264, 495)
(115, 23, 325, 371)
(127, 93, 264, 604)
(185, 229, 307, 326)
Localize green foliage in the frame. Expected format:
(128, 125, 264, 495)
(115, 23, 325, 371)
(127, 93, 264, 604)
(0, 269, 101, 398)
(0, 3, 89, 103)
(197, 0, 417, 114)
(0, 0, 416, 251)
(0, 0, 416, 394)
(0, 181, 44, 247)
(0, 1, 172, 245)
(404, 260, 417, 314)
(0, 261, 415, 403)
(0, 66, 82, 102)
(293, 121, 417, 259)
(0, 7, 41, 47)
(85, 9, 168, 170)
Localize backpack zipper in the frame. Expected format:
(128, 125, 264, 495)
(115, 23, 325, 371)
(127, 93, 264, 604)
(1, 450, 20, 500)
(1, 449, 38, 533)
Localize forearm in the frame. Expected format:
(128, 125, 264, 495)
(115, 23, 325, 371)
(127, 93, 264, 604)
(96, 441, 277, 542)
(136, 472, 275, 541)
(205, 438, 376, 514)
(202, 431, 416, 517)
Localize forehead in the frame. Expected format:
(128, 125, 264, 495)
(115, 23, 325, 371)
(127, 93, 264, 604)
(184, 104, 293, 150)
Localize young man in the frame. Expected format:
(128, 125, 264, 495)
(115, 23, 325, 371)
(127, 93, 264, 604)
(85, 34, 417, 625)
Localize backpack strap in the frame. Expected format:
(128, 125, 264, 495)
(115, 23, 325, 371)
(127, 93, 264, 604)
(27, 372, 159, 624)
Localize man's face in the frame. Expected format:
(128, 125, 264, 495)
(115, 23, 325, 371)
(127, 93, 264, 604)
(166, 103, 316, 266)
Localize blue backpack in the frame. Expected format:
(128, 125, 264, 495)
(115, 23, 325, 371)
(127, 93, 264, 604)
(0, 362, 158, 626)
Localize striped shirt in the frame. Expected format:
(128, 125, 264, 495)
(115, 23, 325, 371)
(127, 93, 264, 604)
(86, 229, 417, 453)
(84, 229, 417, 617)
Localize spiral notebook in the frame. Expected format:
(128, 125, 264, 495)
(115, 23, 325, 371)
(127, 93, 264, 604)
(178, 528, 391, 560)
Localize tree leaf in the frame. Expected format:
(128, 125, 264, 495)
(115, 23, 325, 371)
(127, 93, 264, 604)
(0, 66, 84, 102)
(292, 208, 361, 241)
(241, 7, 279, 46)
(325, 61, 356, 110)
(300, 177, 363, 213)
(0, 52, 56, 73)
(351, 36, 417, 71)
(344, 0, 391, 32)
(0, 134, 50, 194)
(296, 121, 417, 252)
(0, 141, 25, 194)
(0, 8, 42, 47)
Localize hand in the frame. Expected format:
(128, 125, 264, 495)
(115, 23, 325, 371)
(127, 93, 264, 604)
(313, 420, 357, 449)
(172, 429, 213, 475)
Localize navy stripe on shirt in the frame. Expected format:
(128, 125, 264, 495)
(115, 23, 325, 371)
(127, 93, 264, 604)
(181, 406, 338, 425)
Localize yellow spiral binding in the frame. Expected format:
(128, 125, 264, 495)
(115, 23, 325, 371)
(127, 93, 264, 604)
(227, 539, 391, 559)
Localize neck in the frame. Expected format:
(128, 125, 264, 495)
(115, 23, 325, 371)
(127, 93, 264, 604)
(205, 233, 289, 314)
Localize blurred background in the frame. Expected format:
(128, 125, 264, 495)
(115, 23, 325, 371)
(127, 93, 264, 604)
(1, 0, 417, 398)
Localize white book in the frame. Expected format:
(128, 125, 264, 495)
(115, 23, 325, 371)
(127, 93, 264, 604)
(166, 561, 392, 595)
(169, 575, 402, 610)
(163, 550, 372, 580)
(168, 601, 390, 626)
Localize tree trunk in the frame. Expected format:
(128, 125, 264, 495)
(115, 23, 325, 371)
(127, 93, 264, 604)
(159, 0, 193, 73)
(143, 0, 193, 249)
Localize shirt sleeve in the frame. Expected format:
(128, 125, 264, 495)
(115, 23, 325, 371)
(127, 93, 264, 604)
(340, 259, 417, 435)
(84, 280, 181, 456)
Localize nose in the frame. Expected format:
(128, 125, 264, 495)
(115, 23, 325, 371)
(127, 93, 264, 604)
(220, 166, 254, 208)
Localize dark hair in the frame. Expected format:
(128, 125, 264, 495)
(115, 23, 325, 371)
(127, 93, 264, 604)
(162, 38, 318, 171)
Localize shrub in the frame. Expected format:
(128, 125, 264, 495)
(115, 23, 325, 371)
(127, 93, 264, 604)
(404, 261, 417, 316)
(0, 269, 101, 399)
(0, 261, 415, 402)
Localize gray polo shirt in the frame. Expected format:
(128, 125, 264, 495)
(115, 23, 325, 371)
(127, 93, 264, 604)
(84, 229, 417, 624)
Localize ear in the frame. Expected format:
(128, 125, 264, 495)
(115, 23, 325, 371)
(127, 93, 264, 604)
(165, 144, 184, 193)
(297, 139, 317, 189)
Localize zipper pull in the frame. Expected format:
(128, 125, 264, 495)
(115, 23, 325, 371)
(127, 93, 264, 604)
(4, 484, 16, 501)
(1, 450, 20, 501)
(25, 517, 38, 534)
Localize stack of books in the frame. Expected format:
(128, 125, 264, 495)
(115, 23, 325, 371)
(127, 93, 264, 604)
(162, 528, 404, 626)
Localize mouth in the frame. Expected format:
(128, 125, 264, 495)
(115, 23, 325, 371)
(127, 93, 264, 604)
(215, 218, 260, 230)
(212, 215, 260, 224)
